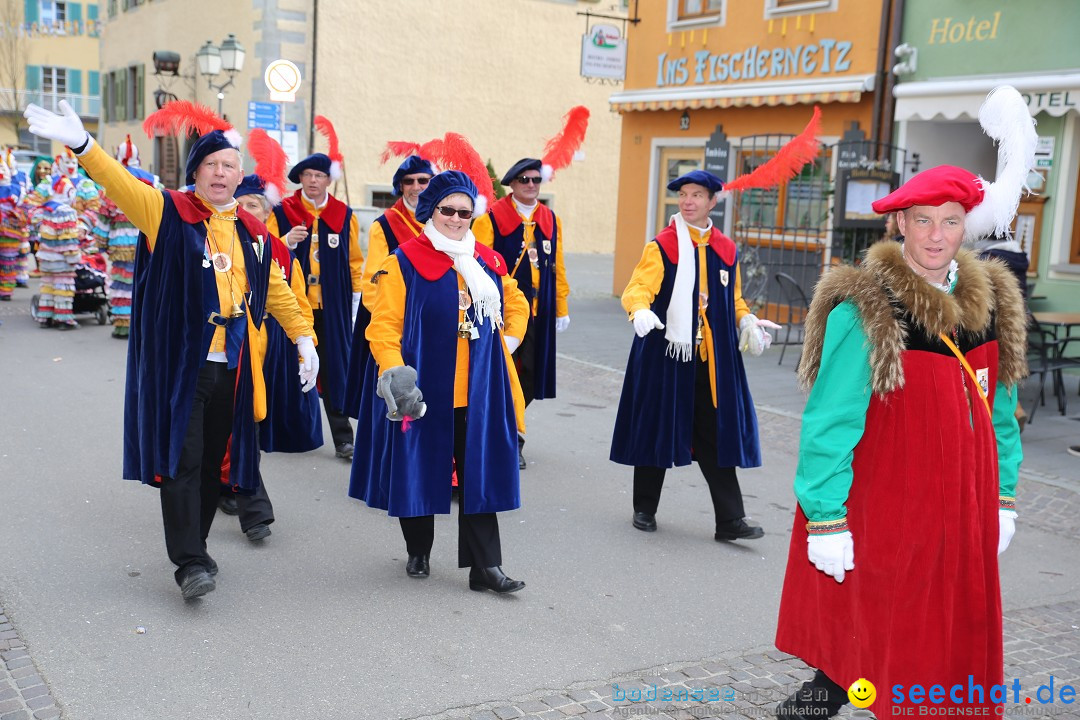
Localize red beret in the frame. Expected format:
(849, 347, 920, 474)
(871, 165, 984, 214)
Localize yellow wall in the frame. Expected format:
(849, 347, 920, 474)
(315, 0, 623, 254)
(611, 0, 885, 293)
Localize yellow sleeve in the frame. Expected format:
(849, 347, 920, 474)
(501, 274, 529, 341)
(77, 143, 163, 250)
(733, 260, 751, 325)
(266, 261, 315, 343)
(471, 212, 495, 249)
(361, 219, 390, 312)
(265, 212, 280, 238)
(349, 214, 364, 292)
(289, 257, 315, 329)
(621, 242, 665, 318)
(366, 254, 406, 373)
(555, 215, 569, 317)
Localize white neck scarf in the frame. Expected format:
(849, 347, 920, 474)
(513, 197, 537, 220)
(665, 213, 712, 362)
(424, 221, 503, 330)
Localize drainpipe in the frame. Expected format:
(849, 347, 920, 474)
(881, 0, 906, 151)
(870, 0, 893, 147)
(308, 0, 319, 153)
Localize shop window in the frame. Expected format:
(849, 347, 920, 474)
(764, 0, 838, 18)
(668, 0, 725, 29)
(734, 143, 831, 234)
(655, 146, 705, 236)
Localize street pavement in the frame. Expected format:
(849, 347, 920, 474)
(0, 254, 1078, 720)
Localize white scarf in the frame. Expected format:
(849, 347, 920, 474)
(665, 213, 711, 362)
(424, 221, 503, 330)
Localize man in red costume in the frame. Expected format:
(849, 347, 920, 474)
(774, 161, 1028, 718)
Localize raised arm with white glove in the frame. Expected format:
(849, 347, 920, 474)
(24, 100, 92, 151)
(296, 336, 319, 393)
(807, 530, 855, 583)
(738, 314, 783, 356)
(632, 308, 665, 338)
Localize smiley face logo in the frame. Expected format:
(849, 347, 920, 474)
(847, 678, 876, 708)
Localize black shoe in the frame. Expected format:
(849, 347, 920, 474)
(0, 294, 10, 300)
(335, 442, 354, 460)
(180, 569, 216, 600)
(406, 555, 430, 578)
(715, 518, 764, 541)
(469, 566, 525, 594)
(217, 495, 238, 516)
(56, 321, 77, 330)
(206, 558, 219, 576)
(775, 679, 845, 719)
(245, 523, 271, 541)
(632, 511, 657, 532)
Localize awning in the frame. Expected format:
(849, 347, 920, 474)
(609, 75, 875, 112)
(895, 73, 1080, 120)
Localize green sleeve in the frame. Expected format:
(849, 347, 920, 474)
(794, 300, 873, 522)
(992, 380, 1022, 502)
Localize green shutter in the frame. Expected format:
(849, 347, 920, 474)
(25, 65, 40, 91)
(68, 2, 82, 33)
(69, 69, 83, 114)
(24, 0, 39, 23)
(88, 70, 99, 95)
(87, 3, 98, 36)
(135, 64, 145, 120)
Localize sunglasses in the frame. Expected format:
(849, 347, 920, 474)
(515, 176, 542, 185)
(400, 177, 430, 186)
(436, 206, 473, 219)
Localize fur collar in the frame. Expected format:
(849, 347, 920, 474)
(798, 240, 1027, 394)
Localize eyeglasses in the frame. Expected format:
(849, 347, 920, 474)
(300, 171, 328, 181)
(514, 176, 542, 185)
(435, 206, 473, 219)
(400, 177, 430, 186)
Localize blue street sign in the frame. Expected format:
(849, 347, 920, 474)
(284, 124, 298, 132)
(247, 101, 281, 130)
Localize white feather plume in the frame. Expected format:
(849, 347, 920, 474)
(964, 85, 1038, 241)
(473, 193, 487, 218)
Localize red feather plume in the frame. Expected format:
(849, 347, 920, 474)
(380, 142, 423, 165)
(313, 115, 343, 164)
(142, 100, 233, 140)
(247, 129, 288, 205)
(541, 105, 591, 175)
(432, 132, 495, 213)
(724, 106, 822, 193)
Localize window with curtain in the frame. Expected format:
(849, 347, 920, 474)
(677, 0, 723, 20)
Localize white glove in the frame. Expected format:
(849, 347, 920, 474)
(555, 315, 570, 333)
(504, 335, 521, 354)
(998, 509, 1017, 555)
(24, 100, 91, 150)
(738, 314, 782, 356)
(632, 308, 665, 338)
(285, 225, 308, 250)
(351, 292, 361, 326)
(807, 530, 855, 583)
(296, 336, 319, 393)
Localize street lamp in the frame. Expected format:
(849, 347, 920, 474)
(195, 34, 245, 117)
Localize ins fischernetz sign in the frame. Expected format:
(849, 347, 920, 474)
(657, 38, 854, 87)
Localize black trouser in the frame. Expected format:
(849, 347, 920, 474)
(311, 308, 354, 447)
(793, 670, 848, 717)
(513, 315, 536, 410)
(160, 362, 235, 585)
(236, 478, 274, 533)
(398, 408, 502, 568)
(632, 355, 746, 526)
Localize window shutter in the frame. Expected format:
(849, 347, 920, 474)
(25, 65, 40, 91)
(24, 0, 39, 24)
(135, 64, 145, 120)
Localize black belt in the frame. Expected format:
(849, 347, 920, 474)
(206, 311, 244, 327)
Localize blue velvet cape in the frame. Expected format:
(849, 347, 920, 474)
(257, 236, 324, 453)
(487, 196, 557, 400)
(123, 191, 271, 491)
(349, 237, 521, 517)
(278, 191, 353, 410)
(610, 230, 761, 469)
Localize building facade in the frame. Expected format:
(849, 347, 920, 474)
(893, 0, 1080, 311)
(608, 0, 894, 299)
(1, 0, 101, 161)
(96, 0, 624, 253)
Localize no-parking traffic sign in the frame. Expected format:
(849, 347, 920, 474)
(264, 59, 302, 102)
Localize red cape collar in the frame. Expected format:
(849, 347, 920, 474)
(170, 189, 271, 245)
(655, 221, 736, 266)
(280, 189, 347, 234)
(399, 232, 509, 282)
(381, 198, 423, 241)
(490, 195, 554, 239)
